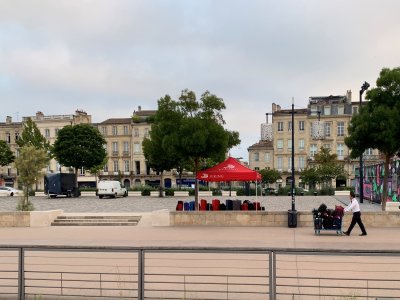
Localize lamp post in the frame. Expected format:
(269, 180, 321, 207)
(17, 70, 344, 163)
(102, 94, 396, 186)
(288, 97, 297, 228)
(359, 81, 370, 203)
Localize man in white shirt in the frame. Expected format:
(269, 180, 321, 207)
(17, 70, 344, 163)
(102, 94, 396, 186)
(343, 190, 367, 236)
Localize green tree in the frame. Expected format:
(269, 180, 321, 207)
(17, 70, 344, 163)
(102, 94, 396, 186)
(17, 117, 50, 152)
(300, 167, 319, 190)
(259, 168, 281, 187)
(345, 67, 400, 211)
(314, 147, 345, 188)
(144, 89, 240, 206)
(52, 124, 107, 190)
(0, 140, 15, 167)
(176, 89, 240, 208)
(14, 146, 49, 211)
(143, 95, 183, 196)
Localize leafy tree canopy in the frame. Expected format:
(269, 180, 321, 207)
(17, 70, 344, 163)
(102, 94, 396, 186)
(16, 117, 50, 152)
(0, 140, 15, 167)
(314, 147, 346, 187)
(345, 67, 400, 210)
(14, 145, 50, 210)
(143, 89, 240, 204)
(259, 168, 281, 185)
(52, 124, 107, 187)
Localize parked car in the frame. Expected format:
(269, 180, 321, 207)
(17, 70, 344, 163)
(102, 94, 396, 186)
(0, 186, 22, 197)
(96, 180, 128, 198)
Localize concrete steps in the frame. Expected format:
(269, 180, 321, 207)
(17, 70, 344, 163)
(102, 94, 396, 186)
(51, 215, 141, 226)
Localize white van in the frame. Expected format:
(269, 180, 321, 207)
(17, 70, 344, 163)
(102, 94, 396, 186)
(97, 180, 128, 198)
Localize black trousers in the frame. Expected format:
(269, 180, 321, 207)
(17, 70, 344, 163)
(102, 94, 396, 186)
(347, 211, 367, 234)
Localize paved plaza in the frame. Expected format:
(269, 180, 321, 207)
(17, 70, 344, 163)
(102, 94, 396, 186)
(0, 194, 382, 213)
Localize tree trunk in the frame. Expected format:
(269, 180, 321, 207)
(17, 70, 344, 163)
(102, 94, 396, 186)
(159, 171, 164, 197)
(382, 155, 390, 211)
(194, 158, 199, 211)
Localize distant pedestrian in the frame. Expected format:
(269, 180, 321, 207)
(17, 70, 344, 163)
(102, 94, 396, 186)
(343, 191, 367, 236)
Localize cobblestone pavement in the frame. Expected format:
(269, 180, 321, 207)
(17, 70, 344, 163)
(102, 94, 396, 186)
(0, 195, 381, 213)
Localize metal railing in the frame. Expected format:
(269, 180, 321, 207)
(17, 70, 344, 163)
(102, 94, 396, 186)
(0, 245, 399, 299)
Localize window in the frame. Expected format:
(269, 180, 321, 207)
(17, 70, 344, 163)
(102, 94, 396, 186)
(6, 133, 11, 144)
(298, 156, 305, 169)
(277, 139, 283, 150)
(113, 161, 119, 172)
(144, 128, 149, 138)
(123, 141, 129, 154)
(123, 126, 129, 135)
(287, 139, 292, 150)
(288, 157, 292, 170)
(332, 105, 338, 115)
(288, 121, 292, 132)
(104, 164, 109, 172)
(134, 128, 139, 137)
(324, 106, 331, 115)
(112, 126, 118, 136)
(338, 105, 344, 115)
(337, 121, 345, 136)
(80, 167, 85, 175)
(55, 128, 59, 136)
(254, 152, 259, 162)
(352, 106, 358, 114)
(15, 132, 19, 141)
(44, 129, 50, 138)
(264, 152, 270, 162)
(323, 144, 331, 150)
(364, 148, 373, 155)
(277, 122, 284, 132)
(337, 143, 344, 158)
(298, 121, 305, 131)
(277, 157, 283, 170)
(298, 139, 305, 150)
(134, 142, 141, 154)
(124, 160, 130, 172)
(103, 143, 108, 154)
(324, 122, 331, 137)
(310, 144, 317, 156)
(101, 127, 107, 135)
(112, 142, 118, 154)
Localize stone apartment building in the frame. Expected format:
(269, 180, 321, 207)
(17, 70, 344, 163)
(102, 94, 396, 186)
(0, 110, 92, 188)
(0, 116, 22, 186)
(248, 91, 382, 190)
(97, 106, 193, 189)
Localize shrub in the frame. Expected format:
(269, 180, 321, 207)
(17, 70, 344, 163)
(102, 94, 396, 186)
(165, 188, 174, 196)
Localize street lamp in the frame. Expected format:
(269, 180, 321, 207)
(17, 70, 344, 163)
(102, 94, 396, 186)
(359, 81, 370, 203)
(288, 97, 297, 227)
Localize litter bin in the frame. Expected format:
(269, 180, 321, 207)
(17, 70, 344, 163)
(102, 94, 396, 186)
(288, 210, 297, 228)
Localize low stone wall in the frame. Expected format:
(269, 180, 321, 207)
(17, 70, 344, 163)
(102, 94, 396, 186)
(170, 211, 400, 228)
(0, 210, 62, 227)
(0, 212, 30, 227)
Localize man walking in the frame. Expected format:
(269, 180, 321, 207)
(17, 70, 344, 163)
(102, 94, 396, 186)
(343, 191, 367, 236)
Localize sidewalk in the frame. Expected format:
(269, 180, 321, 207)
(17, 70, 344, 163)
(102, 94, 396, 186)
(0, 223, 398, 251)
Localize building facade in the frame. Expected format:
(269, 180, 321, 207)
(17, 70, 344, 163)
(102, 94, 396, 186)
(248, 91, 382, 189)
(0, 116, 22, 186)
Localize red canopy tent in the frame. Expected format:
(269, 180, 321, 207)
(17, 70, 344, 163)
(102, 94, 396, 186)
(197, 157, 261, 182)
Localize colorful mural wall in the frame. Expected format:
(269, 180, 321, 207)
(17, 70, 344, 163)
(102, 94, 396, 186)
(354, 160, 400, 203)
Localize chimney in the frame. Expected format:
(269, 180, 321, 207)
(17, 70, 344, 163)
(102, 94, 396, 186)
(138, 106, 142, 112)
(277, 105, 281, 111)
(272, 103, 277, 113)
(346, 90, 352, 103)
(6, 116, 12, 124)
(36, 111, 44, 120)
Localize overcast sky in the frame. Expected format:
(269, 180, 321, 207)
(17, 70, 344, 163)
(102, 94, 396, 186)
(1, 0, 399, 161)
